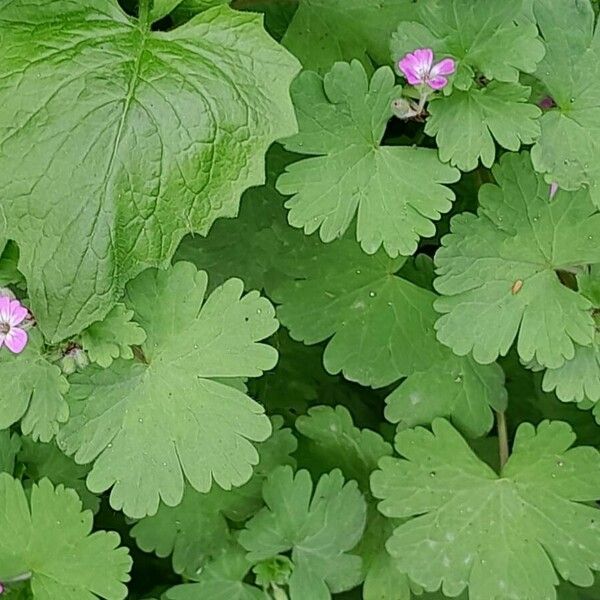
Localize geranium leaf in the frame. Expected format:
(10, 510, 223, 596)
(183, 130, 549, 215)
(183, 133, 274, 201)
(269, 232, 506, 438)
(391, 0, 545, 86)
(0, 1, 299, 342)
(531, 0, 600, 207)
(0, 329, 69, 442)
(57, 262, 278, 518)
(239, 466, 367, 600)
(0, 474, 132, 599)
(277, 61, 460, 258)
(435, 151, 600, 368)
(371, 419, 600, 600)
(283, 0, 418, 73)
(425, 82, 541, 171)
(130, 418, 296, 576)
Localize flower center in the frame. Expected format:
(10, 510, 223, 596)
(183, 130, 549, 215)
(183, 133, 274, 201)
(0, 323, 9, 335)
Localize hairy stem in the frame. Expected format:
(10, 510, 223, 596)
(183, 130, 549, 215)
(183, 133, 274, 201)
(496, 410, 509, 470)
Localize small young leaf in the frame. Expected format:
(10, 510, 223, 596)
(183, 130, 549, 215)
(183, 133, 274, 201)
(239, 466, 367, 599)
(81, 303, 146, 369)
(0, 329, 69, 442)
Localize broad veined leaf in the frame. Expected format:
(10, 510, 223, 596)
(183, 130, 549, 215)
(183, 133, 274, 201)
(531, 0, 600, 207)
(18, 437, 100, 513)
(58, 262, 279, 518)
(282, 0, 417, 73)
(130, 418, 296, 577)
(0, 474, 132, 600)
(80, 303, 146, 369)
(269, 232, 506, 438)
(425, 82, 541, 171)
(434, 152, 600, 368)
(0, 430, 21, 475)
(0, 1, 300, 342)
(239, 466, 367, 600)
(165, 542, 264, 600)
(277, 61, 460, 258)
(371, 419, 600, 600)
(391, 0, 545, 88)
(0, 328, 69, 442)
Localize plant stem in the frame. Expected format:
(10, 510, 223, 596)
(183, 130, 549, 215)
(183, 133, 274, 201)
(496, 410, 509, 470)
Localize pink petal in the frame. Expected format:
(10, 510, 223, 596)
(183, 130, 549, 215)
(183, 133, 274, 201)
(5, 327, 27, 353)
(0, 297, 10, 323)
(398, 57, 423, 85)
(412, 48, 434, 71)
(427, 76, 449, 90)
(430, 58, 456, 77)
(8, 300, 27, 326)
(549, 182, 559, 199)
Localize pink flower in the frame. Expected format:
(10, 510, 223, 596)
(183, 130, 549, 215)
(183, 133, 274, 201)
(0, 582, 4, 594)
(0, 296, 28, 353)
(398, 48, 456, 90)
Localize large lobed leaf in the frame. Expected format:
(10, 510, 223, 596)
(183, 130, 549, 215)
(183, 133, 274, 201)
(0, 0, 300, 342)
(435, 152, 600, 369)
(278, 60, 459, 258)
(58, 262, 279, 518)
(372, 419, 600, 600)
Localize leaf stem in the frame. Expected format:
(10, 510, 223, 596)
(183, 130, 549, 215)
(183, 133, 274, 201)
(496, 410, 509, 470)
(138, 0, 151, 29)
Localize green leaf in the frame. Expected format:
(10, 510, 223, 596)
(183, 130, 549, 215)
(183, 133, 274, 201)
(149, 0, 184, 22)
(18, 437, 100, 513)
(0, 430, 21, 475)
(57, 262, 278, 518)
(174, 146, 296, 293)
(282, 0, 418, 73)
(277, 61, 460, 257)
(269, 233, 506, 437)
(435, 151, 600, 368)
(425, 82, 541, 171)
(80, 303, 147, 368)
(391, 0, 545, 86)
(372, 419, 600, 600)
(0, 474, 132, 600)
(0, 241, 25, 289)
(531, 0, 600, 207)
(0, 1, 300, 342)
(130, 417, 296, 576)
(239, 466, 367, 599)
(540, 271, 600, 411)
(295, 405, 391, 491)
(0, 329, 69, 442)
(166, 542, 264, 600)
(172, 0, 230, 23)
